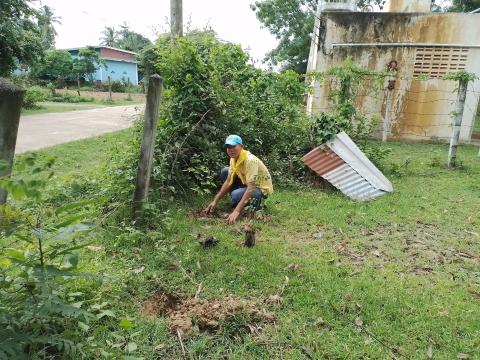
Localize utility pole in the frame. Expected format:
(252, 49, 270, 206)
(170, 0, 183, 36)
(448, 78, 468, 167)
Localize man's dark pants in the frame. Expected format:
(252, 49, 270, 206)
(220, 167, 264, 209)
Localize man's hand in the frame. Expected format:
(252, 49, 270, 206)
(227, 210, 240, 224)
(203, 201, 217, 215)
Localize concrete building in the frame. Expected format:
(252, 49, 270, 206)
(307, 0, 480, 143)
(67, 46, 139, 85)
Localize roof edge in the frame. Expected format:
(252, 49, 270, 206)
(63, 46, 138, 55)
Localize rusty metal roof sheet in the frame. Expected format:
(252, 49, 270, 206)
(302, 132, 393, 201)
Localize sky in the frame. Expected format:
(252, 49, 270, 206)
(38, 0, 279, 66)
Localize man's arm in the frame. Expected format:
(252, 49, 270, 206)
(204, 179, 232, 214)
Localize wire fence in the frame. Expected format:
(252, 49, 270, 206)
(308, 76, 480, 143)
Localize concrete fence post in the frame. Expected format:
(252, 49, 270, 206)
(448, 79, 468, 167)
(132, 74, 163, 220)
(0, 79, 24, 205)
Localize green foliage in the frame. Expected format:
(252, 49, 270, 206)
(22, 86, 95, 108)
(33, 49, 73, 84)
(117, 24, 151, 53)
(0, 154, 97, 359)
(37, 5, 60, 50)
(448, 0, 480, 11)
(100, 26, 119, 47)
(442, 70, 478, 83)
(23, 86, 49, 109)
(251, 0, 317, 73)
(99, 23, 151, 53)
(0, 0, 44, 76)
(309, 58, 390, 166)
(109, 79, 128, 93)
(113, 31, 308, 202)
(47, 93, 95, 103)
(73, 46, 105, 83)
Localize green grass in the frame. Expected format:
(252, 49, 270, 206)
(22, 99, 144, 115)
(9, 135, 480, 359)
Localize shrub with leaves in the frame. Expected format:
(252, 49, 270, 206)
(0, 155, 97, 359)
(22, 86, 49, 109)
(111, 31, 309, 202)
(47, 93, 94, 103)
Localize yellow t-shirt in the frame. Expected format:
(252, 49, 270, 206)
(227, 150, 273, 195)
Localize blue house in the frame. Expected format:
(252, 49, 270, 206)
(66, 46, 139, 85)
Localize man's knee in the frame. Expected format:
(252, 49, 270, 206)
(230, 188, 245, 206)
(219, 166, 229, 183)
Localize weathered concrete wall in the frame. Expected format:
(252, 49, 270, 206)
(386, 0, 431, 13)
(308, 12, 480, 142)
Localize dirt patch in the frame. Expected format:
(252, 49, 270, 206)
(141, 291, 275, 337)
(189, 209, 229, 221)
(335, 242, 366, 264)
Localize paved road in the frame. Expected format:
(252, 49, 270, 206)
(15, 105, 144, 154)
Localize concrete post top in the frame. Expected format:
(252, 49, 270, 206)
(0, 78, 24, 94)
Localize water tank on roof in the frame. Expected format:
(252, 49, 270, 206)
(385, 0, 431, 12)
(320, 0, 357, 12)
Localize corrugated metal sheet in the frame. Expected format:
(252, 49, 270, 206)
(302, 132, 393, 201)
(302, 148, 345, 176)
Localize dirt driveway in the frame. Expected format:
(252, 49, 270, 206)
(15, 105, 144, 154)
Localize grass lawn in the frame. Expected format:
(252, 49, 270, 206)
(9, 132, 480, 359)
(22, 99, 144, 116)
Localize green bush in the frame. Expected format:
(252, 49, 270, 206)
(109, 80, 127, 92)
(47, 93, 95, 103)
(108, 31, 309, 202)
(22, 86, 49, 109)
(0, 155, 97, 358)
(102, 80, 141, 93)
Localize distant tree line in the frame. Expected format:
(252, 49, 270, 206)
(100, 23, 152, 53)
(0, 0, 151, 79)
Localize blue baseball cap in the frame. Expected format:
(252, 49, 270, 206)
(225, 135, 243, 146)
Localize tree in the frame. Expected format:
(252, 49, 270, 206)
(251, 0, 388, 73)
(72, 46, 105, 90)
(100, 26, 119, 47)
(34, 49, 73, 85)
(116, 23, 152, 53)
(37, 5, 60, 50)
(449, 0, 480, 11)
(0, 0, 44, 76)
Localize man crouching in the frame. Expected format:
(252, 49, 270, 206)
(204, 135, 273, 224)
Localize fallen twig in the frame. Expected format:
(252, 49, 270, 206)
(177, 262, 199, 286)
(278, 276, 290, 296)
(177, 329, 186, 358)
(195, 282, 203, 299)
